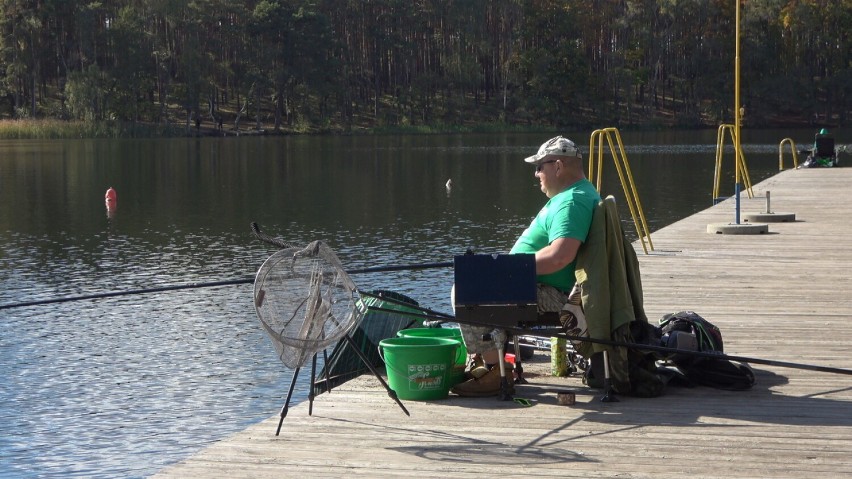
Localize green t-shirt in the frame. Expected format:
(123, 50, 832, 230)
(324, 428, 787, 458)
(510, 178, 600, 291)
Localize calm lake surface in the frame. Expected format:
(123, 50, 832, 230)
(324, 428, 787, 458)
(1, 128, 847, 478)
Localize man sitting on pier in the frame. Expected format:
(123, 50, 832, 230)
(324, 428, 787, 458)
(452, 136, 601, 397)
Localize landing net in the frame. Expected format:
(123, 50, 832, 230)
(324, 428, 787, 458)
(253, 241, 362, 369)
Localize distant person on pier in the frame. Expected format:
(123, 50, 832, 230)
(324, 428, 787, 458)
(804, 128, 836, 167)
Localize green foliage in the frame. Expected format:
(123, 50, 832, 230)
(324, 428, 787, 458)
(0, 0, 847, 136)
(65, 65, 110, 122)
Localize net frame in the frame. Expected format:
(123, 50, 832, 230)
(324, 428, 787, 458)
(253, 241, 361, 369)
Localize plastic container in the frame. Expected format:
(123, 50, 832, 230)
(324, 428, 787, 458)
(396, 327, 467, 386)
(551, 336, 569, 377)
(504, 353, 516, 365)
(379, 336, 460, 400)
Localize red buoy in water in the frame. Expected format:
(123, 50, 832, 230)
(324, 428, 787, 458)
(105, 187, 117, 218)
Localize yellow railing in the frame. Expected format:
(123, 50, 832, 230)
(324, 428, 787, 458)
(588, 127, 653, 254)
(713, 124, 753, 203)
(779, 138, 799, 170)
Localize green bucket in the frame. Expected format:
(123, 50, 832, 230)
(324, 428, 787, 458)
(397, 327, 467, 386)
(379, 337, 460, 400)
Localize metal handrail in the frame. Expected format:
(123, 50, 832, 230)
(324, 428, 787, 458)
(779, 138, 799, 170)
(587, 127, 653, 254)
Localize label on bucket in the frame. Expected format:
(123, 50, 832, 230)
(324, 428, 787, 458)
(407, 363, 447, 390)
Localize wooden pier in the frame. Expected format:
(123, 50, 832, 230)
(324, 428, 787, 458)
(154, 168, 852, 478)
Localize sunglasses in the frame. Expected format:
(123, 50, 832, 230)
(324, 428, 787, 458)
(535, 159, 558, 172)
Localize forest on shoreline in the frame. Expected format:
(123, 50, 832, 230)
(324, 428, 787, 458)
(0, 1, 849, 138)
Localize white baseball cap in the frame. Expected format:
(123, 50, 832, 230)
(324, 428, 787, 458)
(524, 136, 582, 165)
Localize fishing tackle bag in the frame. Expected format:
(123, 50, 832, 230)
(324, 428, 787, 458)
(659, 311, 755, 391)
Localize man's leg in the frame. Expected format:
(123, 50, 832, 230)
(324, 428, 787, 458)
(455, 283, 570, 363)
(450, 283, 573, 397)
(451, 285, 513, 397)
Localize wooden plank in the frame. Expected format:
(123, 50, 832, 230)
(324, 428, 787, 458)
(154, 168, 852, 478)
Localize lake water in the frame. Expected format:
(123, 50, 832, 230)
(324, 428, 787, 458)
(1, 128, 846, 478)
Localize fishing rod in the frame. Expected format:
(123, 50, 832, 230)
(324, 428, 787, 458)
(249, 221, 454, 273)
(357, 290, 456, 320)
(249, 222, 456, 274)
(0, 278, 254, 310)
(347, 261, 453, 274)
(0, 261, 453, 310)
(362, 292, 852, 378)
(9, 266, 850, 378)
(537, 329, 852, 377)
(0, 222, 457, 310)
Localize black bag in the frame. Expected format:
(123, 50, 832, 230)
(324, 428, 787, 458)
(683, 357, 755, 390)
(659, 311, 755, 391)
(660, 310, 723, 355)
(582, 321, 667, 397)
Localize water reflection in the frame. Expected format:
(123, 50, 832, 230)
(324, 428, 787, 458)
(0, 129, 846, 478)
